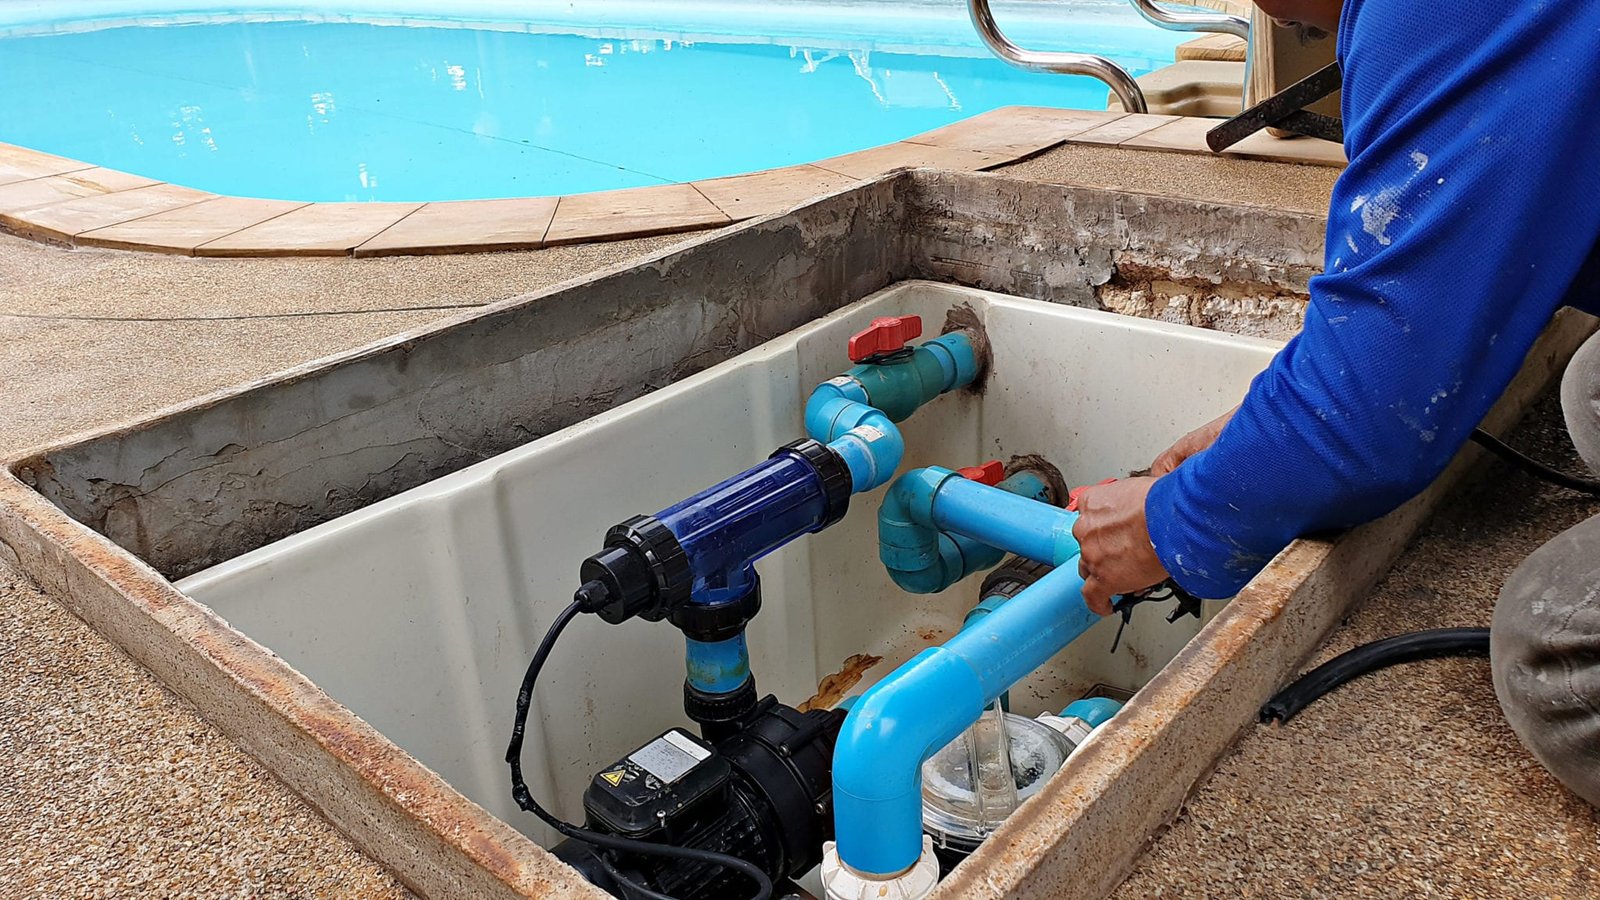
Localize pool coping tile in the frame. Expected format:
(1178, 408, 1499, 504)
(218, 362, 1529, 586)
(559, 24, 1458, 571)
(1, 182, 217, 244)
(0, 167, 160, 214)
(690, 165, 857, 220)
(195, 202, 425, 257)
(542, 183, 731, 248)
(77, 196, 312, 255)
(0, 114, 1346, 255)
(1070, 114, 1184, 146)
(903, 106, 1125, 158)
(0, 143, 97, 187)
(1119, 116, 1346, 168)
(812, 141, 1010, 180)
(354, 197, 560, 258)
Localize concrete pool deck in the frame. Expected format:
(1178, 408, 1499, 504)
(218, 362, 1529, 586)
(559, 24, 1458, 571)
(2, 140, 1593, 899)
(0, 108, 1344, 257)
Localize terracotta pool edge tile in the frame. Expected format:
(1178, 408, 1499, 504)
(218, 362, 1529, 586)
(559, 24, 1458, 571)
(902, 106, 1125, 158)
(539, 212, 733, 250)
(810, 142, 1008, 181)
(74, 198, 314, 256)
(1, 183, 216, 246)
(194, 202, 425, 258)
(689, 164, 852, 220)
(353, 197, 561, 258)
(0, 143, 99, 187)
(1068, 114, 1184, 147)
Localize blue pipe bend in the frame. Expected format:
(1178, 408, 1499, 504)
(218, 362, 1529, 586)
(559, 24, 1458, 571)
(804, 330, 982, 493)
(831, 563, 1102, 875)
(879, 467, 1080, 594)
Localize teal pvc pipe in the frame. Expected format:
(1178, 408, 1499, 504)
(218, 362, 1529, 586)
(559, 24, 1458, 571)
(804, 331, 981, 493)
(831, 563, 1101, 875)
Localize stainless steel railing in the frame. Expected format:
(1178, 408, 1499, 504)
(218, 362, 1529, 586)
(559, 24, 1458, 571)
(967, 0, 1149, 114)
(1127, 0, 1250, 40)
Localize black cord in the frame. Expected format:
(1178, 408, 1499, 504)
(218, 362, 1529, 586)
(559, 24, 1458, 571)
(1261, 627, 1491, 724)
(506, 597, 774, 900)
(598, 854, 678, 900)
(1470, 428, 1600, 497)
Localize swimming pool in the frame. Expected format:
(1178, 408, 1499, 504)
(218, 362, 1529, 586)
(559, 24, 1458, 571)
(0, 1, 1184, 202)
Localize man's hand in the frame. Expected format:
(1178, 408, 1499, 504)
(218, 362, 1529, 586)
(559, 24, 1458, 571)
(1070, 476, 1169, 616)
(1149, 406, 1236, 477)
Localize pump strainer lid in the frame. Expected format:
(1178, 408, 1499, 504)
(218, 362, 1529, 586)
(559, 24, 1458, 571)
(921, 713, 1072, 852)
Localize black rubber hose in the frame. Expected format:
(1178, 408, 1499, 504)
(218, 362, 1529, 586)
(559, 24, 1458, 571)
(507, 597, 774, 900)
(1470, 428, 1600, 497)
(1260, 627, 1491, 724)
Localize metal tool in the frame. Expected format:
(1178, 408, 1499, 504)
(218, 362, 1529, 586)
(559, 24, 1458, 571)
(1207, 61, 1344, 152)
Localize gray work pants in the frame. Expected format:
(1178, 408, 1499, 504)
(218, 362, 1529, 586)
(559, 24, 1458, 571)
(1491, 329, 1600, 807)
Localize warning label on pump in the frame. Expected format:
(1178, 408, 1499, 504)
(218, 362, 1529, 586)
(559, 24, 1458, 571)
(628, 729, 710, 784)
(600, 768, 626, 787)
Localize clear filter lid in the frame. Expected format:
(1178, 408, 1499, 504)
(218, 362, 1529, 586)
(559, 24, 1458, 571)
(921, 706, 1073, 854)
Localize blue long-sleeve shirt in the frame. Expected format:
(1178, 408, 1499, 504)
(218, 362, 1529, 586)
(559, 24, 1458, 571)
(1146, 0, 1600, 599)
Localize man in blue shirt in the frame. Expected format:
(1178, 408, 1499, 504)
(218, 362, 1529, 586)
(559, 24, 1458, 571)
(1068, 0, 1600, 806)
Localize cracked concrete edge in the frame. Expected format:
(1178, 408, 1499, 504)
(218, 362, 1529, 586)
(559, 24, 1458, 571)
(933, 308, 1600, 900)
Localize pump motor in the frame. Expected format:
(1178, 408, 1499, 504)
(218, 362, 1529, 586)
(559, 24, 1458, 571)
(553, 698, 843, 900)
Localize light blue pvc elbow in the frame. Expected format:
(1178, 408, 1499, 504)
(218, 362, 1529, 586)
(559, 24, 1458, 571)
(880, 468, 1055, 594)
(804, 330, 983, 493)
(1061, 697, 1122, 728)
(831, 564, 1102, 875)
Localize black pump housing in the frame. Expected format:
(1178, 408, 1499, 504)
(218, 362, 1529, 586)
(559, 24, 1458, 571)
(553, 699, 844, 900)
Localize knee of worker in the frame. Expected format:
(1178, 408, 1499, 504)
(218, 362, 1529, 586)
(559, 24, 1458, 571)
(1490, 512, 1600, 807)
(1563, 329, 1600, 477)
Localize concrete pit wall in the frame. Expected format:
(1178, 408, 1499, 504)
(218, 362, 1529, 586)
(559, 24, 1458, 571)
(15, 170, 1322, 580)
(6, 168, 1583, 900)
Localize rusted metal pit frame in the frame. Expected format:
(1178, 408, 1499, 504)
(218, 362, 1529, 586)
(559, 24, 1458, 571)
(0, 169, 1590, 899)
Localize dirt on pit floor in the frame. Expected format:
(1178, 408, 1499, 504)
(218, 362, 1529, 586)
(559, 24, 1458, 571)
(1113, 390, 1600, 900)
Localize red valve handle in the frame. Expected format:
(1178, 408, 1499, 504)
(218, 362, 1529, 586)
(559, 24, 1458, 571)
(847, 315, 923, 362)
(1066, 478, 1119, 512)
(957, 460, 1006, 486)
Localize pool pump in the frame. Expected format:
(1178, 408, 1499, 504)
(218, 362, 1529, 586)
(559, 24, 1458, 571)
(552, 699, 844, 900)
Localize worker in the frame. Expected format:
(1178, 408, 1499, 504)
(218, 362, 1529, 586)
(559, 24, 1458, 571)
(1068, 0, 1600, 807)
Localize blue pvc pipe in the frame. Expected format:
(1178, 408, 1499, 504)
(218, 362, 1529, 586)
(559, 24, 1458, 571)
(879, 467, 1079, 594)
(831, 564, 1101, 875)
(684, 634, 751, 694)
(930, 475, 1080, 567)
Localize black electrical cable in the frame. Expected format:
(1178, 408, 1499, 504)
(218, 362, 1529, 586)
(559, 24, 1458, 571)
(1470, 428, 1600, 497)
(1261, 627, 1491, 724)
(597, 854, 678, 900)
(506, 595, 774, 900)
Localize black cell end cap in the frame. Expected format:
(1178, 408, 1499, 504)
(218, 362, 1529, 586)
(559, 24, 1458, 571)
(579, 544, 656, 625)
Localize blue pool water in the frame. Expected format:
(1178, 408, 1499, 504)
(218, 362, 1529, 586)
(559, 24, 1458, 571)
(0, 1, 1184, 202)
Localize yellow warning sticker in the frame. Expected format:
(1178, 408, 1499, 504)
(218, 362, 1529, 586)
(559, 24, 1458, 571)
(600, 768, 626, 787)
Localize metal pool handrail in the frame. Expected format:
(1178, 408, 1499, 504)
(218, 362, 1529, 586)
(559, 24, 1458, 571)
(967, 0, 1149, 114)
(1127, 0, 1251, 40)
